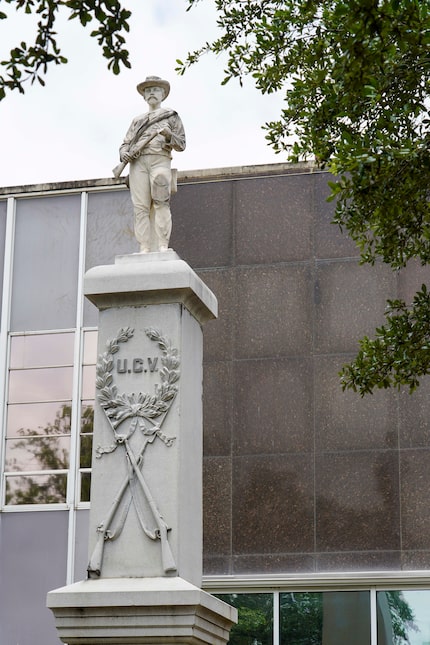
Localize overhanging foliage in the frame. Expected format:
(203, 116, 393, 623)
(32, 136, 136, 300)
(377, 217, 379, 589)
(0, 0, 131, 99)
(178, 0, 430, 394)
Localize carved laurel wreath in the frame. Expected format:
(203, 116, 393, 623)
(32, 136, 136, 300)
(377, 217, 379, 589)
(95, 327, 180, 452)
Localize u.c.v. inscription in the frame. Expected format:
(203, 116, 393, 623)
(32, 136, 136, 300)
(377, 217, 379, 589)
(117, 357, 158, 374)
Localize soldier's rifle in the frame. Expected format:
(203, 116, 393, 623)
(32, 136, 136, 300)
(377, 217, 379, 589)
(112, 130, 159, 178)
(87, 411, 176, 577)
(112, 109, 177, 178)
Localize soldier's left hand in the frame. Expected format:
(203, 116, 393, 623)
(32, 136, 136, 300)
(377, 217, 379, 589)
(158, 126, 172, 140)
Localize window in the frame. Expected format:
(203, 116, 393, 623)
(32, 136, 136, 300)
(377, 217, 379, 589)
(214, 588, 430, 645)
(377, 590, 430, 645)
(11, 195, 80, 331)
(78, 330, 97, 502)
(3, 330, 97, 506)
(4, 332, 74, 505)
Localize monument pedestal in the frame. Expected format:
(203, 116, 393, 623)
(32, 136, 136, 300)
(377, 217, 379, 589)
(47, 577, 236, 645)
(47, 251, 236, 644)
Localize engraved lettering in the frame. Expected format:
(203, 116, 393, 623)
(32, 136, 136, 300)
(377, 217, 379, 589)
(148, 357, 158, 372)
(133, 358, 144, 373)
(117, 359, 128, 373)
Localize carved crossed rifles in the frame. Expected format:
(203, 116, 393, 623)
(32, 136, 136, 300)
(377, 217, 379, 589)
(87, 328, 180, 578)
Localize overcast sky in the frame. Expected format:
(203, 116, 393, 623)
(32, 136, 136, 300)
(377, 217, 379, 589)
(0, 0, 286, 187)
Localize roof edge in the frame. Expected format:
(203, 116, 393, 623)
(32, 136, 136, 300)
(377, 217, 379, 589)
(0, 161, 325, 197)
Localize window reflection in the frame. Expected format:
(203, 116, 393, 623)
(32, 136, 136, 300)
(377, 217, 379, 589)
(80, 434, 92, 469)
(279, 591, 370, 645)
(5, 472, 67, 505)
(10, 332, 74, 368)
(83, 330, 98, 364)
(5, 400, 72, 504)
(79, 402, 93, 503)
(82, 365, 96, 400)
(81, 401, 94, 434)
(8, 366, 73, 403)
(215, 593, 273, 645)
(80, 471, 91, 503)
(377, 590, 429, 645)
(7, 401, 72, 436)
(5, 435, 70, 472)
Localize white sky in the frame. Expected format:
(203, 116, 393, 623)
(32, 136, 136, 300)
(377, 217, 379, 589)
(0, 0, 286, 187)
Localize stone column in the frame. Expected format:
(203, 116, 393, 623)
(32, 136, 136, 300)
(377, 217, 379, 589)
(47, 250, 237, 645)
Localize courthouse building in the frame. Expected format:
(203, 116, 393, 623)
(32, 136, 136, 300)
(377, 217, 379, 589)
(1, 162, 430, 644)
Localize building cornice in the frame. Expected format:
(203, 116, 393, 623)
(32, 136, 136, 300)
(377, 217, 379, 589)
(202, 571, 430, 592)
(0, 161, 323, 197)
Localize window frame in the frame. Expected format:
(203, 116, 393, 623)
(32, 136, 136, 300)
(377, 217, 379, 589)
(203, 573, 430, 645)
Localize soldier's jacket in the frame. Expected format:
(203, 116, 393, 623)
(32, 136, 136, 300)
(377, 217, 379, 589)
(120, 108, 186, 160)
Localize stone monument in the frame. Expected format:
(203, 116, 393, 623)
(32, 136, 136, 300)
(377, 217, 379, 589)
(113, 75, 186, 254)
(47, 78, 237, 645)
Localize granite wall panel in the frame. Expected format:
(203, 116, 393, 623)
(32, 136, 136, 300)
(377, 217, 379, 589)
(314, 355, 398, 452)
(203, 361, 233, 457)
(234, 264, 312, 359)
(171, 181, 234, 267)
(315, 451, 400, 552)
(314, 260, 396, 354)
(203, 457, 232, 557)
(233, 357, 313, 455)
(233, 553, 315, 575)
(197, 268, 235, 362)
(399, 378, 430, 448)
(313, 172, 359, 260)
(234, 173, 313, 265)
(316, 551, 401, 573)
(232, 454, 314, 555)
(397, 259, 430, 303)
(400, 449, 430, 550)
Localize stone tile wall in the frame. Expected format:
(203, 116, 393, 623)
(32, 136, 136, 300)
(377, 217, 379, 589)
(172, 167, 430, 575)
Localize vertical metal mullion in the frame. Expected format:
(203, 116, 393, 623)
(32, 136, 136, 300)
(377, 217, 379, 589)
(65, 191, 88, 584)
(273, 591, 280, 645)
(0, 197, 16, 507)
(370, 587, 377, 645)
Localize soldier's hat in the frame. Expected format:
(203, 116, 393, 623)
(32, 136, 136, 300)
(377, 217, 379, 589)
(137, 76, 170, 99)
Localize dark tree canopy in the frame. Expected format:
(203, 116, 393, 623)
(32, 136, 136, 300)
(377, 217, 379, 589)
(0, 0, 131, 100)
(178, 0, 430, 395)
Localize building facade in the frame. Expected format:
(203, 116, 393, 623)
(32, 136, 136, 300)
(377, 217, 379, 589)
(1, 163, 430, 644)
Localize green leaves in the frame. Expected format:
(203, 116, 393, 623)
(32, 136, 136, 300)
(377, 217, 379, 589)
(183, 0, 430, 394)
(340, 285, 430, 395)
(0, 0, 131, 98)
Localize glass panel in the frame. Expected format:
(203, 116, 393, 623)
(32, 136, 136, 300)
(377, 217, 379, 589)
(216, 593, 273, 645)
(80, 472, 91, 503)
(5, 472, 68, 505)
(84, 190, 135, 326)
(377, 590, 430, 645)
(80, 434, 93, 468)
(11, 194, 80, 331)
(8, 366, 73, 403)
(280, 591, 370, 645)
(6, 401, 72, 436)
(86, 190, 135, 270)
(81, 401, 94, 433)
(5, 435, 70, 471)
(82, 364, 96, 400)
(83, 330, 98, 364)
(0, 200, 7, 324)
(10, 332, 74, 368)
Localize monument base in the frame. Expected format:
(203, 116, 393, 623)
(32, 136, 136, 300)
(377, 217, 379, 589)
(47, 576, 237, 645)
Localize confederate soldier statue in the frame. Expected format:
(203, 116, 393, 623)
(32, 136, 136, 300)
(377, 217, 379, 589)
(114, 76, 186, 253)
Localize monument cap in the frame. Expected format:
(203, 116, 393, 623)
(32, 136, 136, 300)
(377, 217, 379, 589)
(137, 76, 170, 99)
